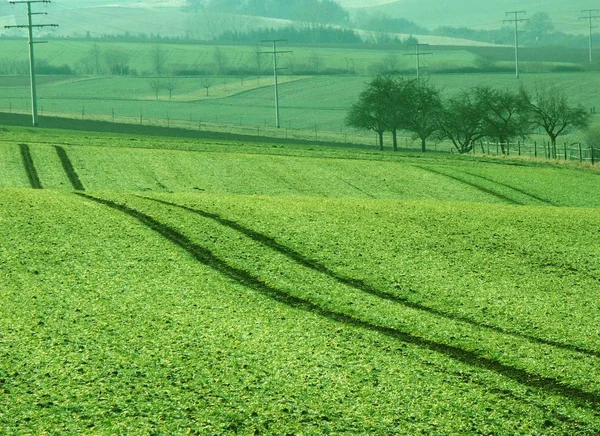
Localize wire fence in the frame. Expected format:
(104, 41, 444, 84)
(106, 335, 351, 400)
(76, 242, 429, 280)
(473, 140, 598, 165)
(3, 103, 598, 165)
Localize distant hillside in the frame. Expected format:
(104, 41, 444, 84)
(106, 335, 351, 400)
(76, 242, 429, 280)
(339, 0, 594, 34)
(0, 1, 495, 47)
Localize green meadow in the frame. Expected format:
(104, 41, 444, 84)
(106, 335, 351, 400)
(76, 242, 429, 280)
(1, 125, 600, 433)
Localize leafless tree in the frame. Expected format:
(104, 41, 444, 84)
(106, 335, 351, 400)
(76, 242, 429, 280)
(151, 44, 170, 76)
(520, 85, 590, 158)
(165, 77, 179, 100)
(201, 74, 212, 96)
(149, 79, 163, 100)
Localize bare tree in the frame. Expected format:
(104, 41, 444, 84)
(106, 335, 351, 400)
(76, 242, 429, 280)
(104, 48, 131, 75)
(201, 74, 212, 96)
(252, 44, 264, 75)
(151, 44, 170, 76)
(308, 50, 323, 73)
(402, 79, 443, 152)
(476, 86, 529, 154)
(149, 79, 163, 100)
(165, 77, 179, 100)
(345, 76, 391, 150)
(438, 89, 488, 154)
(520, 85, 590, 158)
(213, 46, 229, 75)
(91, 43, 102, 75)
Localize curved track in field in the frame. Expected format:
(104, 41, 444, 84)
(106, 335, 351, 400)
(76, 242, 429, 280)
(77, 193, 600, 413)
(415, 165, 523, 205)
(458, 170, 557, 206)
(141, 196, 600, 361)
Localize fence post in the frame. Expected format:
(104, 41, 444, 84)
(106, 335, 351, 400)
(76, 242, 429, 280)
(564, 142, 567, 161)
(592, 145, 596, 165)
(496, 141, 499, 155)
(518, 140, 521, 156)
(534, 141, 537, 158)
(579, 143, 583, 163)
(507, 141, 510, 156)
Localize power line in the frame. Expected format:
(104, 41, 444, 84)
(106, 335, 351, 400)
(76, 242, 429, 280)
(503, 11, 528, 79)
(580, 9, 599, 63)
(404, 43, 432, 80)
(260, 39, 292, 129)
(5, 1, 58, 127)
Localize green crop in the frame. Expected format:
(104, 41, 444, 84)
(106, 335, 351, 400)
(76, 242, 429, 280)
(1, 126, 600, 433)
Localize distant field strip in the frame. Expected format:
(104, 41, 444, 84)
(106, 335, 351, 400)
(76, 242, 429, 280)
(77, 193, 600, 412)
(142, 196, 600, 360)
(19, 144, 42, 189)
(54, 146, 85, 191)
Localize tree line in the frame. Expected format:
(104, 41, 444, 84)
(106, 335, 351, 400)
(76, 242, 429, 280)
(346, 76, 590, 156)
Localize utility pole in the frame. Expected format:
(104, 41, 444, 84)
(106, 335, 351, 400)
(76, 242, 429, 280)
(404, 43, 432, 80)
(580, 9, 599, 63)
(260, 39, 292, 129)
(504, 11, 528, 79)
(5, 1, 58, 127)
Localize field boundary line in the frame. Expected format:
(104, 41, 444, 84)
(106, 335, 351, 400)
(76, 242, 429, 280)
(141, 196, 600, 360)
(54, 146, 85, 191)
(76, 192, 600, 411)
(19, 143, 42, 189)
(415, 165, 523, 205)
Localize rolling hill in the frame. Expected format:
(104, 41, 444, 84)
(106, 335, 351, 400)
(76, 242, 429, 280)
(1, 126, 600, 433)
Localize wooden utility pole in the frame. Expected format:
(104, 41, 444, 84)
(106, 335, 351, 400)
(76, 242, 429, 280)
(580, 9, 599, 63)
(5, 1, 58, 127)
(404, 43, 432, 79)
(260, 39, 292, 128)
(504, 11, 528, 79)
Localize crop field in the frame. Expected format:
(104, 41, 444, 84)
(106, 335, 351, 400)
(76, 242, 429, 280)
(1, 126, 600, 433)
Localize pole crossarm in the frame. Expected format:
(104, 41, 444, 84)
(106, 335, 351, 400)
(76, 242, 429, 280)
(404, 43, 432, 79)
(7, 0, 58, 127)
(259, 39, 293, 129)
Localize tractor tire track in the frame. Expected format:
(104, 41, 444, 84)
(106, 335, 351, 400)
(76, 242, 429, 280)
(19, 144, 42, 189)
(76, 193, 600, 411)
(459, 170, 557, 206)
(141, 196, 600, 360)
(415, 166, 523, 205)
(54, 146, 85, 191)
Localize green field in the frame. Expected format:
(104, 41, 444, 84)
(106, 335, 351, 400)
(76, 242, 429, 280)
(3, 71, 600, 145)
(1, 39, 598, 151)
(1, 126, 600, 433)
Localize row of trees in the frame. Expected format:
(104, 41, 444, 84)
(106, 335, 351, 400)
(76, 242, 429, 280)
(346, 76, 590, 155)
